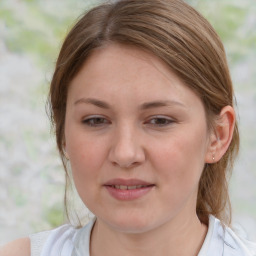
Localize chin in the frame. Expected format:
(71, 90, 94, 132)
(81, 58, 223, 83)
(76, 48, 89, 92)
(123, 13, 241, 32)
(105, 214, 157, 234)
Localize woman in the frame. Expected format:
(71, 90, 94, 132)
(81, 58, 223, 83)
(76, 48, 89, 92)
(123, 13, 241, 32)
(1, 0, 255, 255)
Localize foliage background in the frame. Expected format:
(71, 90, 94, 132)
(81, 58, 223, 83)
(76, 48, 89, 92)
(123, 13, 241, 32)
(0, 0, 255, 245)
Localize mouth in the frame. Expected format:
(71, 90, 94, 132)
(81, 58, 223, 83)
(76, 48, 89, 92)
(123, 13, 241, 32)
(107, 184, 154, 190)
(104, 179, 155, 200)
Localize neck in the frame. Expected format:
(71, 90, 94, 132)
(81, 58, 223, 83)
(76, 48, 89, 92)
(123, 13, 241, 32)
(90, 212, 208, 256)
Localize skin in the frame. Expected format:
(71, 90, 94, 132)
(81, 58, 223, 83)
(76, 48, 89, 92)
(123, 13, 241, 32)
(64, 43, 235, 256)
(0, 238, 30, 256)
(1, 43, 235, 256)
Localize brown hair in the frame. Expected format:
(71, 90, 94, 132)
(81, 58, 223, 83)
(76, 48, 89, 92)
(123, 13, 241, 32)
(49, 0, 239, 225)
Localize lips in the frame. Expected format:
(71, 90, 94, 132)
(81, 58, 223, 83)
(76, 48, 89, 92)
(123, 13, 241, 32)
(104, 178, 153, 187)
(110, 184, 150, 190)
(104, 179, 155, 200)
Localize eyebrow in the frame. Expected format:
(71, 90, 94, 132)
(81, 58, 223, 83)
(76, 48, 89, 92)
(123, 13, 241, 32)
(74, 98, 186, 110)
(75, 98, 110, 109)
(140, 100, 186, 110)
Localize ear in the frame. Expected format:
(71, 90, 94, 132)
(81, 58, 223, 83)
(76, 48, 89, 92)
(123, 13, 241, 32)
(205, 106, 236, 163)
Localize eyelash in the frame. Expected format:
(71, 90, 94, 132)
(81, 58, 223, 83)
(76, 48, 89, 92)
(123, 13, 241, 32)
(82, 116, 175, 127)
(147, 117, 175, 126)
(82, 116, 110, 127)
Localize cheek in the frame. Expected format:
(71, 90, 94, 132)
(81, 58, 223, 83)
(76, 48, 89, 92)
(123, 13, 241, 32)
(66, 132, 108, 186)
(67, 138, 108, 208)
(151, 128, 208, 188)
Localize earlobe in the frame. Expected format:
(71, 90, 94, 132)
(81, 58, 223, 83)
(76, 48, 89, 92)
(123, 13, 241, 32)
(205, 106, 235, 163)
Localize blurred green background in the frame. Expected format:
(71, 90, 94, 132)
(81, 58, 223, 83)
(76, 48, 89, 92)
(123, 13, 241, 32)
(0, 0, 255, 244)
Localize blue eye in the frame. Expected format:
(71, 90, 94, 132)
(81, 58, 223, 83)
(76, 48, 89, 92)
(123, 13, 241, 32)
(82, 117, 109, 127)
(148, 117, 174, 126)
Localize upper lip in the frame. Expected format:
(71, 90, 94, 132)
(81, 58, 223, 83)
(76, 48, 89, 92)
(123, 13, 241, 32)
(104, 178, 154, 186)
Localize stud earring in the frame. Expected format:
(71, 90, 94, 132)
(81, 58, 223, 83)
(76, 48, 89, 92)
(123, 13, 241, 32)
(212, 155, 215, 161)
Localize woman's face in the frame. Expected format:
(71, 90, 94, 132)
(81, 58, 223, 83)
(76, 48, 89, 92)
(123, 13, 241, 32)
(65, 44, 213, 233)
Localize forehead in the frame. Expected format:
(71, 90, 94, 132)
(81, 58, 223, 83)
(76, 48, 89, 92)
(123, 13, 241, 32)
(76, 44, 175, 83)
(67, 43, 203, 112)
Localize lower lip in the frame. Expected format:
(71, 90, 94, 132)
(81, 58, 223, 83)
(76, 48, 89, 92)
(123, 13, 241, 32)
(104, 185, 154, 201)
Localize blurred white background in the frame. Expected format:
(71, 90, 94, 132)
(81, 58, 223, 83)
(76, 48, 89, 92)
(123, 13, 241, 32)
(0, 0, 255, 245)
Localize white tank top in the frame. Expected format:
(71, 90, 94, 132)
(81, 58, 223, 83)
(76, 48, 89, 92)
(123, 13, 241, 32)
(29, 215, 256, 256)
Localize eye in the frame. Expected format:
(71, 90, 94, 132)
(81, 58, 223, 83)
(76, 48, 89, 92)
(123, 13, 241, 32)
(82, 116, 110, 127)
(146, 116, 175, 127)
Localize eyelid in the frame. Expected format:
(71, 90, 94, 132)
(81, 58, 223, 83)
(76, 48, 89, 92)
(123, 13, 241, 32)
(147, 115, 175, 121)
(82, 115, 110, 126)
(81, 115, 175, 127)
(145, 115, 176, 126)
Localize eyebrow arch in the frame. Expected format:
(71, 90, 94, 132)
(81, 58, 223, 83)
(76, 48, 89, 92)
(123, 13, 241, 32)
(74, 98, 111, 109)
(74, 98, 186, 110)
(140, 100, 186, 110)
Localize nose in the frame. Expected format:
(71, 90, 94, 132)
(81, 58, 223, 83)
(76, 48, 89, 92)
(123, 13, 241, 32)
(108, 125, 145, 169)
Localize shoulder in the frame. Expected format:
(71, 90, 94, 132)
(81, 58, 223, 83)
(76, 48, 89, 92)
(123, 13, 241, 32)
(0, 224, 78, 256)
(0, 237, 30, 256)
(29, 224, 77, 256)
(226, 228, 256, 256)
(0, 222, 93, 256)
(207, 215, 256, 256)
(215, 217, 256, 256)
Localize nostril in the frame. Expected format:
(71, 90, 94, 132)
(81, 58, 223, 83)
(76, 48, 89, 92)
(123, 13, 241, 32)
(112, 161, 140, 169)
(108, 136, 146, 168)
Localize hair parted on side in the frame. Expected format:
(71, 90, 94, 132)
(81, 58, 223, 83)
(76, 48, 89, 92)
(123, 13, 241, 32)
(48, 0, 239, 226)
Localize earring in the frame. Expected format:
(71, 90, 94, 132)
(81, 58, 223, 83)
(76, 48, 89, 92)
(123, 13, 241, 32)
(212, 155, 215, 161)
